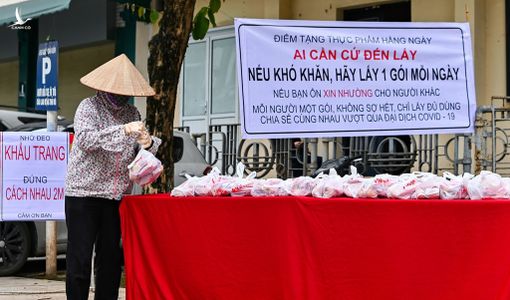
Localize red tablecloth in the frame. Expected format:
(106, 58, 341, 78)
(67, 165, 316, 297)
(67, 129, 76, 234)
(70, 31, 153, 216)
(120, 195, 510, 300)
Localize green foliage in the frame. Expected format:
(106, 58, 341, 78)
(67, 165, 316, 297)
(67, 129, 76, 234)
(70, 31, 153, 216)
(207, 9, 216, 27)
(209, 0, 221, 13)
(192, 7, 209, 40)
(150, 10, 159, 24)
(120, 2, 159, 24)
(192, 0, 222, 40)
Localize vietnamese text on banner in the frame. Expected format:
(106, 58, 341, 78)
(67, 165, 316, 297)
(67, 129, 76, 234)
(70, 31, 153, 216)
(1, 132, 69, 221)
(235, 18, 476, 139)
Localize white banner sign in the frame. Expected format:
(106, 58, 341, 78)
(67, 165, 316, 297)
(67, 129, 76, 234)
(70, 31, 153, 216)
(1, 132, 69, 221)
(235, 18, 476, 139)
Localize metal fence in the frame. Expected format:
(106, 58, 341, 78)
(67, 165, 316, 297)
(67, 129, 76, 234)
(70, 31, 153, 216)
(185, 98, 510, 178)
(474, 96, 510, 176)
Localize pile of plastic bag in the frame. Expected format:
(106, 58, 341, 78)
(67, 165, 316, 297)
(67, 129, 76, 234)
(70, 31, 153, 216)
(171, 164, 257, 197)
(171, 164, 510, 200)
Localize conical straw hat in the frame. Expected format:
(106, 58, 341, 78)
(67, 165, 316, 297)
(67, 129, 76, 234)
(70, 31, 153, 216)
(80, 54, 155, 97)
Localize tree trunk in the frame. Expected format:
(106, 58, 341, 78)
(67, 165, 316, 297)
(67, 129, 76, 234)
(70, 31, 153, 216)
(147, 0, 196, 192)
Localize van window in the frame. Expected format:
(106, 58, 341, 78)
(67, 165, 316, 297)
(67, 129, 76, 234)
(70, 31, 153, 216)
(173, 136, 184, 163)
(18, 116, 46, 124)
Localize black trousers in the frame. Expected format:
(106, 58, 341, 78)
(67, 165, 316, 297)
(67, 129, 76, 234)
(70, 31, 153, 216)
(65, 196, 123, 300)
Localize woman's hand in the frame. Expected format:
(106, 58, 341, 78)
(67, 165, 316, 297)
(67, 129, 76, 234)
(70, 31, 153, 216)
(137, 131, 153, 149)
(124, 121, 145, 136)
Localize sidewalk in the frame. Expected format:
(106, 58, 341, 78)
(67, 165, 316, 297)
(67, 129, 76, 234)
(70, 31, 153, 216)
(0, 277, 126, 300)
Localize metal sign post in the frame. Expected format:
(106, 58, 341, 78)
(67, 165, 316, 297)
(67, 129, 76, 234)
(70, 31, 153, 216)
(36, 40, 59, 277)
(46, 111, 58, 277)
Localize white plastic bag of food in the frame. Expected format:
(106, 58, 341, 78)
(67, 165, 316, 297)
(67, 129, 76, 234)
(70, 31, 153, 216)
(502, 178, 510, 199)
(210, 177, 236, 196)
(137, 164, 164, 186)
(251, 178, 290, 197)
(387, 173, 419, 199)
(343, 166, 378, 198)
(412, 172, 442, 199)
(289, 176, 318, 196)
(344, 177, 378, 198)
(439, 172, 472, 200)
(230, 169, 257, 197)
(192, 167, 222, 196)
(467, 171, 510, 199)
(170, 168, 221, 197)
(372, 174, 399, 198)
(211, 163, 257, 196)
(312, 169, 344, 198)
(171, 174, 199, 197)
(128, 149, 163, 186)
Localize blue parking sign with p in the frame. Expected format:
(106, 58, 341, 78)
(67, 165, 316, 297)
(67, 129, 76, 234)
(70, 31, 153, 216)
(36, 41, 58, 111)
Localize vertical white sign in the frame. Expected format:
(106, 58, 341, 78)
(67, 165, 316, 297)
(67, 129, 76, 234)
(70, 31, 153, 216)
(1, 132, 68, 221)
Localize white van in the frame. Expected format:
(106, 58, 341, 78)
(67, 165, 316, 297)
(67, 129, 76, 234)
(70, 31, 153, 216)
(0, 109, 48, 130)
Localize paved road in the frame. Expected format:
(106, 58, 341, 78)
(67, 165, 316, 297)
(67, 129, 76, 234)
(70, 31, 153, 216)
(0, 276, 126, 300)
(1, 259, 125, 300)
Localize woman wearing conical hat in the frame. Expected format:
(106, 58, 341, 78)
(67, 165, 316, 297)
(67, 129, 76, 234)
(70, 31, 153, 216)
(65, 54, 161, 300)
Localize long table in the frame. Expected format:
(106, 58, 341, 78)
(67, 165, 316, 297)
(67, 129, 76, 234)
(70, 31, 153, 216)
(120, 195, 510, 300)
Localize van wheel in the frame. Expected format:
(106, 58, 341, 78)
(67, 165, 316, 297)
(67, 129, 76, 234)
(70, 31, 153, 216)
(0, 222, 30, 276)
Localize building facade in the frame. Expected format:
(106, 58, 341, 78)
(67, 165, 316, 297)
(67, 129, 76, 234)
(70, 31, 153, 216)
(0, 0, 506, 175)
(177, 0, 505, 134)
